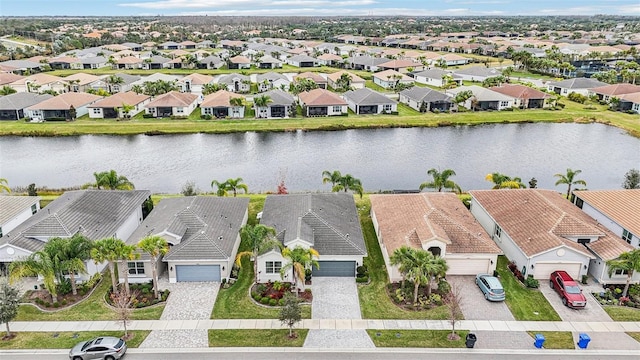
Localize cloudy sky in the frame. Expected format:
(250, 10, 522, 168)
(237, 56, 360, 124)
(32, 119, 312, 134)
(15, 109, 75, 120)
(2, 0, 639, 16)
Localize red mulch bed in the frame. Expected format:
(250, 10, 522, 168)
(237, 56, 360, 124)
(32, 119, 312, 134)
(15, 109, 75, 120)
(23, 288, 89, 309)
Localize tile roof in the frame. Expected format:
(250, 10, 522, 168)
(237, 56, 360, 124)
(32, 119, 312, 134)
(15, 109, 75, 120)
(573, 189, 640, 239)
(217, 73, 250, 85)
(229, 55, 251, 64)
(325, 70, 366, 83)
(490, 84, 552, 100)
(343, 88, 397, 106)
(117, 56, 143, 64)
(294, 72, 327, 84)
(0, 190, 151, 253)
(372, 69, 413, 82)
(201, 90, 243, 108)
(399, 87, 451, 103)
(88, 91, 150, 108)
(27, 92, 102, 110)
(453, 66, 502, 77)
(145, 91, 198, 108)
(180, 73, 214, 85)
(618, 92, 640, 103)
(548, 77, 607, 89)
(11, 73, 66, 86)
(0, 72, 24, 85)
(412, 68, 462, 80)
(298, 88, 347, 106)
(589, 84, 640, 96)
(0, 93, 54, 110)
(0, 196, 41, 225)
(260, 193, 366, 256)
(371, 193, 502, 256)
(448, 85, 514, 102)
(378, 59, 422, 69)
(256, 72, 288, 83)
(126, 196, 248, 261)
(64, 73, 102, 86)
(289, 54, 317, 62)
(469, 189, 633, 260)
(261, 89, 295, 106)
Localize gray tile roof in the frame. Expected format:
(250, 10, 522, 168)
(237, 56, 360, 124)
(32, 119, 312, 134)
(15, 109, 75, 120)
(126, 197, 249, 262)
(0, 60, 42, 69)
(343, 88, 396, 106)
(112, 73, 140, 85)
(548, 77, 608, 89)
(0, 196, 41, 225)
(263, 89, 295, 106)
(80, 56, 107, 64)
(400, 87, 451, 103)
(453, 66, 502, 77)
(0, 190, 151, 254)
(260, 194, 366, 256)
(412, 68, 462, 80)
(347, 56, 388, 66)
(256, 72, 288, 83)
(217, 74, 250, 85)
(0, 93, 54, 110)
(199, 56, 223, 65)
(148, 55, 171, 64)
(289, 54, 317, 62)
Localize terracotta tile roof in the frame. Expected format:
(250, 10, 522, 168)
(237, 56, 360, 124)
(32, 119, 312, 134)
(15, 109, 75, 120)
(378, 59, 422, 69)
(116, 56, 142, 64)
(317, 53, 342, 61)
(294, 72, 327, 84)
(200, 90, 243, 107)
(589, 83, 640, 96)
(372, 69, 413, 82)
(618, 92, 640, 103)
(49, 56, 80, 64)
(326, 70, 365, 83)
(88, 91, 150, 108)
(298, 88, 347, 106)
(229, 55, 251, 64)
(573, 189, 640, 239)
(370, 193, 501, 256)
(490, 84, 551, 100)
(0, 72, 23, 85)
(180, 73, 214, 85)
(64, 73, 102, 86)
(11, 73, 66, 86)
(469, 189, 633, 260)
(145, 91, 198, 108)
(27, 92, 102, 110)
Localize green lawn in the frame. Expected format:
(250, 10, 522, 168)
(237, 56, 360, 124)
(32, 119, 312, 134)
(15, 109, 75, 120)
(356, 196, 450, 320)
(628, 332, 640, 343)
(526, 331, 574, 349)
(367, 330, 469, 348)
(208, 329, 308, 347)
(496, 256, 561, 321)
(15, 277, 164, 321)
(0, 331, 150, 349)
(603, 306, 640, 321)
(397, 103, 421, 116)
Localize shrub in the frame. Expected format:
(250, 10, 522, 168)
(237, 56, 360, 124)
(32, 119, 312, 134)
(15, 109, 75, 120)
(142, 114, 155, 118)
(252, 293, 262, 301)
(61, 300, 67, 306)
(304, 268, 312, 282)
(507, 262, 517, 272)
(356, 276, 368, 283)
(429, 294, 443, 306)
(256, 284, 267, 295)
(627, 301, 636, 308)
(437, 279, 451, 294)
(53, 302, 60, 308)
(57, 278, 72, 295)
(201, 114, 213, 120)
(161, 290, 170, 301)
(581, 275, 588, 284)
(567, 92, 587, 104)
(356, 265, 368, 276)
(141, 287, 151, 295)
(524, 275, 539, 288)
(261, 297, 270, 304)
(269, 298, 278, 306)
(44, 302, 51, 307)
(278, 298, 285, 306)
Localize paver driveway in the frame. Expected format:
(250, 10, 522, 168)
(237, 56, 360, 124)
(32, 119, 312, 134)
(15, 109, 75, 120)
(448, 276, 515, 321)
(571, 332, 640, 350)
(311, 277, 362, 319)
(539, 280, 611, 322)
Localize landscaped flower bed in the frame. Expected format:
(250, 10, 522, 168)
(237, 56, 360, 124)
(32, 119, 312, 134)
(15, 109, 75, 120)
(251, 281, 312, 306)
(386, 279, 449, 310)
(593, 284, 640, 309)
(507, 261, 539, 288)
(23, 273, 102, 309)
(105, 282, 170, 308)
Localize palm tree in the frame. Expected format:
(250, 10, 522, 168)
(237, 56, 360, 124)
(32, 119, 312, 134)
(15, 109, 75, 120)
(419, 168, 462, 193)
(131, 84, 144, 95)
(46, 234, 93, 296)
(211, 179, 229, 197)
(235, 224, 281, 283)
(0, 85, 17, 96)
(105, 75, 124, 94)
(253, 94, 272, 119)
(93, 170, 135, 190)
(402, 248, 448, 303)
(334, 174, 364, 198)
(485, 172, 525, 189)
(224, 177, 248, 197)
(119, 103, 136, 119)
(202, 83, 222, 96)
(554, 168, 587, 199)
(606, 249, 640, 300)
(0, 178, 10, 193)
(137, 235, 168, 299)
(280, 246, 319, 296)
(390, 246, 414, 290)
(229, 97, 244, 108)
(118, 244, 139, 296)
(453, 90, 473, 108)
(10, 250, 58, 303)
(91, 237, 126, 293)
(321, 170, 342, 188)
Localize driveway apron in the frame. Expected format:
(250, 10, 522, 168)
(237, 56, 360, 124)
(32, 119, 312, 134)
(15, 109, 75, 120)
(448, 276, 515, 321)
(539, 281, 612, 322)
(140, 280, 220, 349)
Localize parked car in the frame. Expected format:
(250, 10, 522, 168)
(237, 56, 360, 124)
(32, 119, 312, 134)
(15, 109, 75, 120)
(69, 336, 127, 360)
(549, 270, 587, 309)
(475, 273, 506, 301)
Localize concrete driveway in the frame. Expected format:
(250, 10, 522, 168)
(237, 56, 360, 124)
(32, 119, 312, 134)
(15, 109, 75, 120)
(311, 277, 362, 319)
(448, 276, 515, 321)
(539, 280, 612, 322)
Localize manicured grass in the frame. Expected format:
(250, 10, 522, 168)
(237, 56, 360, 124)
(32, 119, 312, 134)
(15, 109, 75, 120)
(364, 80, 389, 92)
(356, 196, 450, 320)
(366, 330, 469, 348)
(603, 306, 640, 321)
(208, 329, 308, 347)
(627, 332, 640, 343)
(397, 103, 421, 116)
(526, 331, 574, 349)
(0, 330, 150, 349)
(496, 256, 561, 321)
(15, 276, 164, 321)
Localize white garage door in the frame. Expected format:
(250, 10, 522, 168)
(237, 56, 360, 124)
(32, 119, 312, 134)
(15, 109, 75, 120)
(176, 265, 221, 282)
(447, 259, 491, 275)
(533, 262, 581, 280)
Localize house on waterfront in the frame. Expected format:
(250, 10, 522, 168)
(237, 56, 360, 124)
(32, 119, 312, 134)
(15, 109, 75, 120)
(298, 88, 348, 117)
(398, 87, 454, 112)
(326, 70, 366, 90)
(448, 85, 514, 111)
(547, 78, 608, 96)
(343, 88, 397, 115)
(412, 69, 463, 88)
(0, 196, 41, 238)
(144, 91, 198, 118)
(254, 89, 294, 119)
(25, 92, 102, 121)
(0, 93, 53, 120)
(200, 90, 245, 119)
(489, 84, 552, 109)
(87, 91, 151, 119)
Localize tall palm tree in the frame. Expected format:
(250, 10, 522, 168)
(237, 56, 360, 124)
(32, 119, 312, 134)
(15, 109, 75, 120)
(280, 246, 319, 296)
(131, 84, 144, 95)
(403, 248, 448, 303)
(0, 178, 10, 193)
(0, 85, 17, 96)
(45, 234, 93, 295)
(419, 168, 462, 193)
(10, 250, 58, 303)
(606, 249, 640, 300)
(91, 237, 126, 293)
(334, 174, 364, 198)
(225, 177, 248, 197)
(211, 179, 229, 197)
(235, 224, 281, 283)
(119, 103, 136, 119)
(119, 244, 139, 296)
(253, 94, 272, 118)
(321, 170, 342, 188)
(390, 246, 414, 290)
(554, 168, 587, 199)
(202, 83, 222, 96)
(105, 75, 124, 94)
(137, 235, 168, 299)
(93, 170, 135, 190)
(229, 97, 244, 108)
(485, 172, 525, 189)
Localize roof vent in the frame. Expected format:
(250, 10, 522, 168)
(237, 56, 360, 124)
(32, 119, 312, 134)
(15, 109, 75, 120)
(218, 236, 223, 240)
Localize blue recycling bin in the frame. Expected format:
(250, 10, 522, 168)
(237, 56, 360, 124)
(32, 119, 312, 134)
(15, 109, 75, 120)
(577, 333, 591, 349)
(534, 333, 545, 348)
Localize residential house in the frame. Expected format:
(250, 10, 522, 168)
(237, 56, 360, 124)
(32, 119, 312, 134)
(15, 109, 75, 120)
(145, 91, 198, 118)
(158, 41, 180, 50)
(412, 69, 462, 87)
(87, 91, 151, 119)
(79, 56, 107, 70)
(0, 73, 24, 86)
(257, 193, 367, 282)
(617, 92, 640, 114)
(370, 193, 502, 281)
(547, 78, 608, 96)
(588, 84, 640, 103)
(121, 42, 143, 52)
(130, 73, 179, 89)
(490, 84, 552, 109)
(0, 59, 44, 74)
(198, 55, 225, 70)
(346, 56, 388, 72)
(343, 88, 397, 115)
(399, 87, 454, 112)
(200, 90, 245, 119)
(115, 56, 143, 70)
(227, 55, 252, 70)
(316, 53, 343, 67)
(448, 85, 515, 111)
(26, 92, 102, 121)
(0, 196, 41, 239)
(217, 74, 251, 93)
(294, 72, 327, 89)
(179, 41, 197, 50)
(298, 88, 348, 117)
(64, 73, 103, 92)
(256, 55, 283, 69)
(326, 71, 366, 90)
(469, 189, 638, 284)
(440, 53, 471, 66)
(256, 72, 290, 92)
(378, 59, 424, 73)
(372, 69, 414, 89)
(123, 196, 248, 283)
(10, 74, 68, 94)
(452, 66, 502, 82)
(178, 73, 214, 96)
(0, 93, 53, 120)
(90, 73, 139, 93)
(254, 89, 295, 119)
(48, 56, 83, 70)
(287, 54, 318, 68)
(143, 56, 172, 70)
(572, 190, 640, 249)
(0, 190, 151, 279)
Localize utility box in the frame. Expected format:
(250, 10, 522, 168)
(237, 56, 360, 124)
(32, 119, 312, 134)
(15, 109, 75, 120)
(577, 333, 591, 349)
(534, 333, 545, 348)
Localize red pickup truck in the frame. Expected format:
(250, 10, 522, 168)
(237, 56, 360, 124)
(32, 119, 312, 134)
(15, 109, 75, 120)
(550, 270, 587, 308)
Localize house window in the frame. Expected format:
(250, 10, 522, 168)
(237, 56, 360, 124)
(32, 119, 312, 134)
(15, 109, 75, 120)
(31, 204, 37, 215)
(494, 225, 502, 239)
(574, 197, 584, 209)
(128, 262, 145, 275)
(113, 85, 120, 92)
(613, 269, 628, 276)
(92, 108, 101, 114)
(203, 108, 212, 115)
(332, 106, 342, 113)
(622, 229, 633, 244)
(383, 104, 393, 112)
(265, 261, 282, 274)
(176, 107, 184, 114)
(500, 101, 510, 107)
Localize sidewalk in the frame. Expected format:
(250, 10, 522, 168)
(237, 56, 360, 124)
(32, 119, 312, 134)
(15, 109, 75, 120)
(9, 319, 640, 333)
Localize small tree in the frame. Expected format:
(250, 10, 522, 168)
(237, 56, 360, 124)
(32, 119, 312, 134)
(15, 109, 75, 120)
(0, 278, 20, 339)
(444, 280, 464, 341)
(27, 183, 37, 196)
(111, 289, 138, 340)
(181, 180, 199, 196)
(622, 169, 640, 189)
(68, 105, 77, 121)
(279, 294, 302, 338)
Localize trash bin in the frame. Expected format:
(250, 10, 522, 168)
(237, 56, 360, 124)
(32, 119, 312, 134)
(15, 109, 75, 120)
(577, 333, 591, 349)
(465, 333, 477, 348)
(534, 333, 545, 348)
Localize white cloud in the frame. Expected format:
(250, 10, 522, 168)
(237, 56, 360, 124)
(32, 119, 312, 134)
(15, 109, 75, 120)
(119, 0, 377, 9)
(178, 7, 506, 16)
